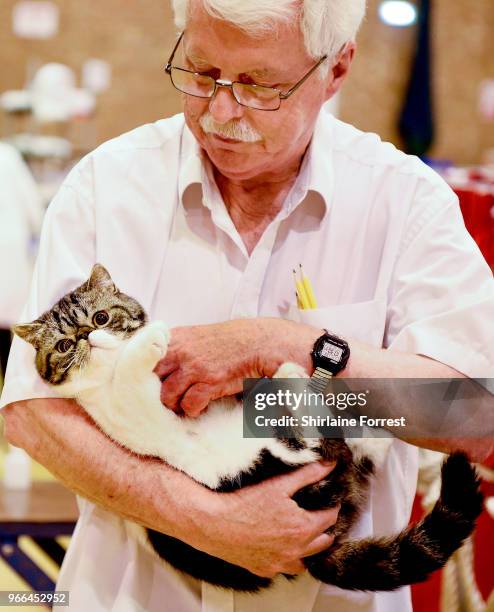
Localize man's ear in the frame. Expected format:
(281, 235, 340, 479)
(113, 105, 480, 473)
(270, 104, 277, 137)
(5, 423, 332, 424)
(13, 321, 43, 347)
(86, 263, 116, 293)
(324, 42, 356, 101)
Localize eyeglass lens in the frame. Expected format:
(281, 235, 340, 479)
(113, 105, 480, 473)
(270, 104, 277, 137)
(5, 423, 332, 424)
(170, 68, 215, 98)
(170, 67, 280, 110)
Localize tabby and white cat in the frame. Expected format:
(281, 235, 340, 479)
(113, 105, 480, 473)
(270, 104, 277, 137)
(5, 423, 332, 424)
(14, 264, 483, 592)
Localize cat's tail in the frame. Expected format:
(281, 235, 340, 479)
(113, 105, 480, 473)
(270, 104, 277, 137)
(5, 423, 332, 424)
(304, 452, 483, 591)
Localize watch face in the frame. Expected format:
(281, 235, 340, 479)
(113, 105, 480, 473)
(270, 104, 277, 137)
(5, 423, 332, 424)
(312, 332, 350, 376)
(320, 342, 344, 363)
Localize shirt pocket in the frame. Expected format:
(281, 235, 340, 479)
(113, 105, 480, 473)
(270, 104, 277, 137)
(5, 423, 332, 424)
(286, 299, 387, 347)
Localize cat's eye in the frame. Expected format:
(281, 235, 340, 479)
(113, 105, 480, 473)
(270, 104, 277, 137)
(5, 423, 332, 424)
(56, 339, 74, 353)
(93, 310, 110, 327)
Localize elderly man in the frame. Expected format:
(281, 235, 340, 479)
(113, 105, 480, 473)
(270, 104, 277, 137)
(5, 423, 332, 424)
(1, 0, 493, 611)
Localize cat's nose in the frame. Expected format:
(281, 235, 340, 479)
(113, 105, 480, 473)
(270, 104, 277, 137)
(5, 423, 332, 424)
(78, 329, 91, 340)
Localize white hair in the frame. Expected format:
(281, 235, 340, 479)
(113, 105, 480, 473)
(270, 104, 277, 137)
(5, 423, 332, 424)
(171, 0, 366, 61)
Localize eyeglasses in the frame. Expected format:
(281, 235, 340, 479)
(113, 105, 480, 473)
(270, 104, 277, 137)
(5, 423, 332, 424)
(164, 32, 328, 112)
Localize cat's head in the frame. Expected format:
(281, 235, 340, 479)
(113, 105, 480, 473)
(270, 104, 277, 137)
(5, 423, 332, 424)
(14, 264, 147, 386)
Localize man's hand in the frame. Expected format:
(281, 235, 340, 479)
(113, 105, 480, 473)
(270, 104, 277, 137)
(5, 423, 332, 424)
(154, 318, 320, 416)
(182, 461, 339, 578)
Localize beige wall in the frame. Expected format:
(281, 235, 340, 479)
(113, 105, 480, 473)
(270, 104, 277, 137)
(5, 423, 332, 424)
(0, 0, 183, 145)
(1, 0, 493, 164)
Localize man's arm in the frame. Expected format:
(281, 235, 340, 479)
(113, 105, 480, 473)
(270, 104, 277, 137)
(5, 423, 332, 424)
(2, 397, 338, 578)
(340, 338, 494, 461)
(155, 318, 494, 462)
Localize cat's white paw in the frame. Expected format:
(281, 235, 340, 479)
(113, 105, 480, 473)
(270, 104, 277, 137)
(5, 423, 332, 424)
(134, 321, 170, 361)
(273, 362, 308, 379)
(146, 321, 170, 358)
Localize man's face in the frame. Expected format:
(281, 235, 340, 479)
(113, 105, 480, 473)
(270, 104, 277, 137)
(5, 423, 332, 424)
(179, 4, 347, 183)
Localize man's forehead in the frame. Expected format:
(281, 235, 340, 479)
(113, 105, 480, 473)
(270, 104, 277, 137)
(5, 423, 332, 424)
(185, 45, 280, 77)
(183, 32, 308, 77)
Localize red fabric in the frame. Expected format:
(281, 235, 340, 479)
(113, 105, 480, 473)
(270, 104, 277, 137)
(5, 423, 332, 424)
(455, 187, 494, 269)
(474, 479, 494, 601)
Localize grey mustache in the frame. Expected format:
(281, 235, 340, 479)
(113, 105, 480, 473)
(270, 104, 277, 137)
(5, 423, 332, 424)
(199, 113, 262, 142)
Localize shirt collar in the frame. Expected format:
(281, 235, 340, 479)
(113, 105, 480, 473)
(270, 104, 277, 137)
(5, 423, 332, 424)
(178, 109, 335, 220)
(178, 123, 206, 210)
(286, 109, 335, 219)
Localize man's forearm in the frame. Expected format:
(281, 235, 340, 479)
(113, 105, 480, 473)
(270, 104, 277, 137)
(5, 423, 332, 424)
(275, 321, 493, 462)
(2, 398, 214, 536)
(280, 322, 465, 379)
(342, 340, 493, 461)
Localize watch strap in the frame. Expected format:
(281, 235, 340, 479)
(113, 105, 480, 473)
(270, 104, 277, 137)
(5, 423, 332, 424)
(308, 366, 333, 393)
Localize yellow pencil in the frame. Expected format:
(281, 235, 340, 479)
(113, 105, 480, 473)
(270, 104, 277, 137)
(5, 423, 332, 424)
(293, 269, 310, 309)
(299, 264, 318, 309)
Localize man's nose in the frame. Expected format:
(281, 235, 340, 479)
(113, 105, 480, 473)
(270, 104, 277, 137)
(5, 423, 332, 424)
(208, 85, 244, 124)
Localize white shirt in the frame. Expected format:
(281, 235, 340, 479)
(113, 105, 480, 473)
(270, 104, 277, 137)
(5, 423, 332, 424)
(1, 110, 493, 612)
(0, 143, 43, 328)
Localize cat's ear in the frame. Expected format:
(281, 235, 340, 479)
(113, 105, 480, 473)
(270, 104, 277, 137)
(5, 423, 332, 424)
(13, 321, 43, 347)
(87, 264, 116, 293)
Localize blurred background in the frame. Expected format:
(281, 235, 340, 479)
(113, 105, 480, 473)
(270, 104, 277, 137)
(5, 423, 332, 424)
(0, 1, 493, 610)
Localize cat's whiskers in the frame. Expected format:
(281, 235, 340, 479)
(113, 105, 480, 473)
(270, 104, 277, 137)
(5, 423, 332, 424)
(61, 351, 80, 373)
(61, 342, 89, 373)
(74, 345, 89, 369)
(76, 352, 89, 373)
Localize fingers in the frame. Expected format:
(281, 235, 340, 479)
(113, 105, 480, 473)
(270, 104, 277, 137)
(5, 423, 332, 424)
(307, 504, 340, 536)
(181, 384, 214, 417)
(301, 533, 335, 558)
(279, 461, 336, 497)
(161, 369, 241, 415)
(160, 370, 191, 411)
(161, 377, 219, 417)
(154, 353, 179, 378)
